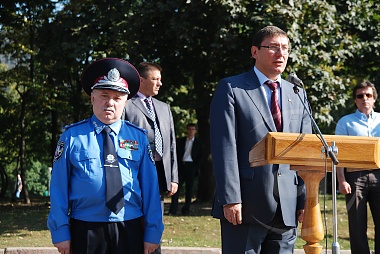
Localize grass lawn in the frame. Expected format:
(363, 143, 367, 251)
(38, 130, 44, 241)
(0, 194, 375, 251)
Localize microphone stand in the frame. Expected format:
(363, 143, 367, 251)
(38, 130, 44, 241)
(292, 85, 340, 254)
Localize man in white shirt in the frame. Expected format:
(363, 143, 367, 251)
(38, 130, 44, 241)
(169, 123, 203, 215)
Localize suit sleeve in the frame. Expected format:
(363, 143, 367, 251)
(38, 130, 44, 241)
(139, 134, 164, 244)
(296, 87, 313, 210)
(210, 79, 242, 206)
(168, 105, 178, 183)
(47, 132, 72, 244)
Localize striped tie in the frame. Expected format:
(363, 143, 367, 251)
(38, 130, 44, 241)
(265, 80, 282, 132)
(144, 98, 163, 157)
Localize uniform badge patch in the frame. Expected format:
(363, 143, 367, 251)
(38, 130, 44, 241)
(53, 140, 65, 162)
(147, 144, 154, 163)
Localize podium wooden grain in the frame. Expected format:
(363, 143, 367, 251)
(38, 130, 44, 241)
(249, 132, 380, 254)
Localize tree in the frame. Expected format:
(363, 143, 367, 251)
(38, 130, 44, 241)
(125, 0, 259, 202)
(0, 0, 56, 203)
(124, 0, 362, 201)
(1, 0, 380, 203)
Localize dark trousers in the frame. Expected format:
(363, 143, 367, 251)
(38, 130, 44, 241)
(70, 218, 143, 254)
(152, 160, 165, 254)
(169, 161, 197, 215)
(345, 170, 380, 254)
(220, 206, 296, 254)
(155, 160, 167, 194)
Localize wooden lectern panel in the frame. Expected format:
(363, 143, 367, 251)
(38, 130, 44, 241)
(249, 132, 380, 170)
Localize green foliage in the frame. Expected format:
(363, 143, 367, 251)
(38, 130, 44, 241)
(25, 161, 50, 197)
(3, 161, 50, 197)
(1, 0, 380, 200)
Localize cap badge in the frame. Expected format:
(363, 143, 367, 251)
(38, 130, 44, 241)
(107, 68, 121, 82)
(97, 68, 121, 84)
(91, 67, 130, 94)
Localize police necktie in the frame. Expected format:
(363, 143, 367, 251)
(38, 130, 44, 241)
(102, 126, 124, 214)
(265, 80, 282, 132)
(144, 98, 163, 157)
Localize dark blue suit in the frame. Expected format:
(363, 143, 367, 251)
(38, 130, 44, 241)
(210, 69, 312, 253)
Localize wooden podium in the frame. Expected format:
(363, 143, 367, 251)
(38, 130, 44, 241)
(249, 132, 380, 254)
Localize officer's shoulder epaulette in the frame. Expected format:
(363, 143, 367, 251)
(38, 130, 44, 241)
(63, 119, 89, 130)
(124, 120, 148, 134)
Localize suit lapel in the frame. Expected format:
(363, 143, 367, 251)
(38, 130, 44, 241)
(131, 96, 153, 121)
(281, 80, 296, 133)
(151, 98, 162, 122)
(244, 71, 277, 132)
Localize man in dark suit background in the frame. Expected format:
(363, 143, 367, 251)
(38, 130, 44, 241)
(210, 26, 312, 253)
(123, 61, 178, 209)
(169, 123, 203, 215)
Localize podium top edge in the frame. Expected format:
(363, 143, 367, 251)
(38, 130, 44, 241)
(266, 132, 380, 141)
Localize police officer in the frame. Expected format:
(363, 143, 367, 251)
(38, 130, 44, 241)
(47, 58, 163, 254)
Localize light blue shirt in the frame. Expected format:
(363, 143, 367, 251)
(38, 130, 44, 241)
(335, 109, 380, 137)
(47, 115, 164, 244)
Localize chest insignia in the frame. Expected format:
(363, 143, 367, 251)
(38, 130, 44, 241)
(120, 140, 139, 150)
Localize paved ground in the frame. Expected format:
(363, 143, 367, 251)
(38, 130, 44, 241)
(0, 247, 354, 253)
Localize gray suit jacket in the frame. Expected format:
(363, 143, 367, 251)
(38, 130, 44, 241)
(210, 69, 312, 227)
(123, 95, 178, 191)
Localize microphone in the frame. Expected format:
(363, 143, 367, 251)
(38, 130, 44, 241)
(287, 73, 304, 88)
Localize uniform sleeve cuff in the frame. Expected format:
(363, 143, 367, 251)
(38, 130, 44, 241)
(51, 226, 71, 244)
(143, 229, 163, 245)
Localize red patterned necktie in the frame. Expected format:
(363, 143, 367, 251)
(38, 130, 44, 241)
(265, 80, 282, 132)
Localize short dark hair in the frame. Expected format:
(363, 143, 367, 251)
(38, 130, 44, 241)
(136, 62, 162, 78)
(353, 80, 377, 100)
(187, 123, 197, 129)
(252, 26, 289, 47)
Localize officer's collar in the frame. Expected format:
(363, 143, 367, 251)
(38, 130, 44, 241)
(91, 115, 122, 135)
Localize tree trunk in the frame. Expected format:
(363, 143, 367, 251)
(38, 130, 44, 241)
(194, 79, 215, 203)
(0, 163, 9, 198)
(51, 109, 58, 161)
(18, 93, 31, 205)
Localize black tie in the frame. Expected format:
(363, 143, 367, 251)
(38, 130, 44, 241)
(102, 126, 124, 214)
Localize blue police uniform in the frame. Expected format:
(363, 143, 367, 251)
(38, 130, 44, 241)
(47, 115, 164, 245)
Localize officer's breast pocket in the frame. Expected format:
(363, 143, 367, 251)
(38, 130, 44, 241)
(72, 150, 101, 177)
(118, 149, 141, 170)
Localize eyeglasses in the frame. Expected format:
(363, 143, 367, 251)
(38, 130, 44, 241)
(356, 93, 373, 99)
(259, 45, 291, 54)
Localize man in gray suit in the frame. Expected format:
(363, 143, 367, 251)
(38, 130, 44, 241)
(210, 26, 312, 253)
(123, 62, 178, 205)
